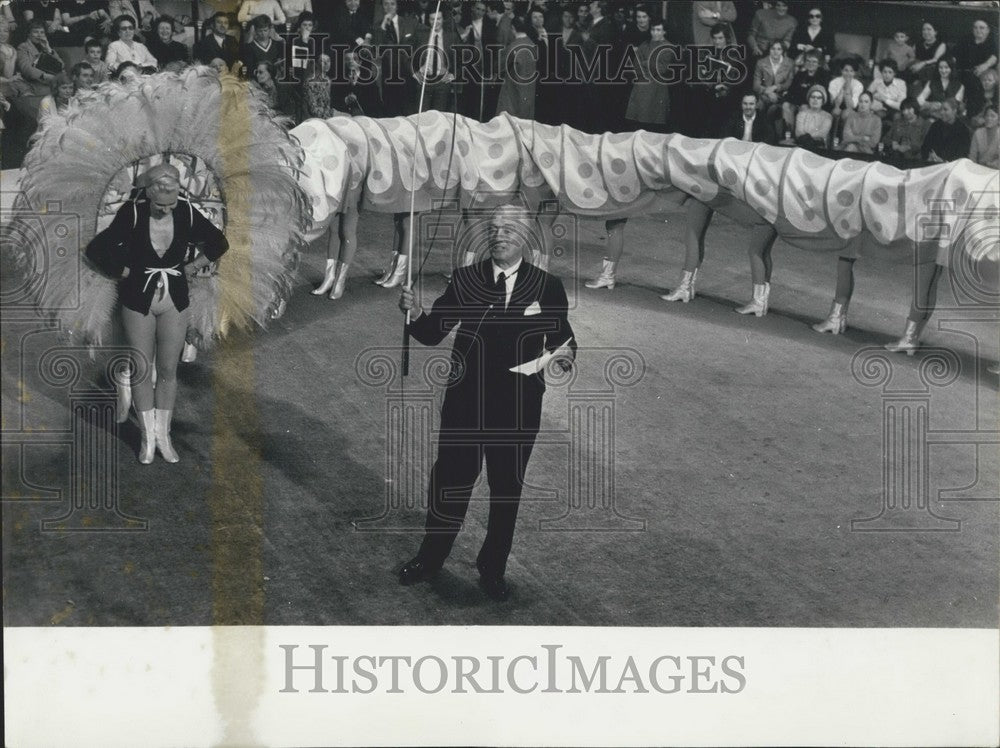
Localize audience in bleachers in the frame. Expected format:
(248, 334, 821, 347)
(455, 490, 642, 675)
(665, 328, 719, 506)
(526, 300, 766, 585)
(754, 39, 794, 139)
(869, 59, 908, 118)
(954, 18, 997, 78)
(794, 83, 833, 149)
(917, 56, 966, 116)
(790, 6, 834, 67)
(885, 97, 930, 165)
(839, 90, 882, 153)
(240, 14, 284, 75)
(782, 50, 828, 138)
(193, 11, 239, 68)
(70, 60, 96, 92)
(922, 97, 971, 161)
(0, 0, 997, 174)
(37, 70, 74, 117)
(884, 29, 917, 76)
(909, 20, 948, 81)
(969, 104, 998, 167)
(747, 0, 796, 59)
(146, 15, 188, 71)
(828, 59, 864, 140)
(84, 37, 110, 82)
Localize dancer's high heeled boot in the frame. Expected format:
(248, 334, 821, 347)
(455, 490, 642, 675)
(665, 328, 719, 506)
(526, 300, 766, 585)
(115, 369, 132, 423)
(374, 253, 400, 285)
(884, 319, 923, 356)
(312, 259, 338, 295)
(181, 342, 198, 363)
(812, 301, 848, 334)
(735, 282, 770, 316)
(154, 408, 180, 463)
(329, 261, 349, 299)
(138, 409, 156, 464)
(380, 254, 409, 288)
(585, 258, 616, 289)
(661, 269, 697, 302)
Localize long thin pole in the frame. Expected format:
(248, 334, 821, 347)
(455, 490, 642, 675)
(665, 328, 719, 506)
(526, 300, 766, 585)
(402, 0, 444, 376)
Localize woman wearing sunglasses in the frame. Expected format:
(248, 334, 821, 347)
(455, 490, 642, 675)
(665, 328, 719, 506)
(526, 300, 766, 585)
(105, 13, 158, 72)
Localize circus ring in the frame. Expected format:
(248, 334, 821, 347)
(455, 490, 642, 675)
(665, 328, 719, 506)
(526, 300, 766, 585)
(1, 99, 997, 630)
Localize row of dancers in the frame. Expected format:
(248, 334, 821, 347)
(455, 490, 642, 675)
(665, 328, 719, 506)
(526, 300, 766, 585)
(93, 169, 993, 465)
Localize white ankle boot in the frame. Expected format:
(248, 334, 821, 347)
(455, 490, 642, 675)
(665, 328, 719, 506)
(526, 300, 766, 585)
(329, 261, 349, 299)
(115, 369, 132, 424)
(585, 259, 616, 289)
(181, 342, 198, 363)
(312, 259, 338, 295)
(138, 409, 156, 464)
(812, 301, 847, 334)
(381, 254, 409, 288)
(375, 253, 400, 285)
(735, 282, 770, 316)
(154, 408, 179, 463)
(661, 269, 697, 302)
(884, 319, 922, 356)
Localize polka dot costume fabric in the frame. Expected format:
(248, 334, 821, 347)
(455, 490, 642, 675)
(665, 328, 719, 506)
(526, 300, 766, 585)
(293, 113, 998, 260)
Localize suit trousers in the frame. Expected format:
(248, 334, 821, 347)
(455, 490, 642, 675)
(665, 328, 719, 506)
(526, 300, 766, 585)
(418, 379, 543, 577)
(411, 81, 452, 114)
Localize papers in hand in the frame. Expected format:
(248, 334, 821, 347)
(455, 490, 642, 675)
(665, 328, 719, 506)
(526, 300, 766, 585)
(509, 338, 574, 375)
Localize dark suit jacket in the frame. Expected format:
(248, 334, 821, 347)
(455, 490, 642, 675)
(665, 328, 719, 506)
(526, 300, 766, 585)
(590, 18, 618, 45)
(459, 16, 499, 78)
(330, 5, 374, 49)
(85, 199, 228, 315)
(371, 13, 420, 47)
(408, 260, 576, 435)
(724, 113, 777, 144)
(409, 26, 460, 77)
(193, 33, 240, 67)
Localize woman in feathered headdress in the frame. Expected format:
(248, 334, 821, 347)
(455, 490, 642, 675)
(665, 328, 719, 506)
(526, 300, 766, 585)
(86, 162, 228, 464)
(8, 68, 307, 465)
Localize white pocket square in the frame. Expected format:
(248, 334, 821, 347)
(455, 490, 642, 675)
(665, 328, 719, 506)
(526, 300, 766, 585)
(524, 301, 541, 316)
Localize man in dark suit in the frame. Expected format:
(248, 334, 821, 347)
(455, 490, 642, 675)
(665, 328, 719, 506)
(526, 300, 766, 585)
(397, 204, 577, 601)
(581, 0, 622, 133)
(193, 12, 239, 68)
(371, 0, 419, 117)
(724, 92, 777, 143)
(409, 0, 435, 30)
(409, 8, 460, 113)
(456, 0, 498, 121)
(330, 0, 374, 51)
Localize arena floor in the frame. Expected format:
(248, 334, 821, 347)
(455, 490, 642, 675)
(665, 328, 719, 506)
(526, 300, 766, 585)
(2, 177, 998, 627)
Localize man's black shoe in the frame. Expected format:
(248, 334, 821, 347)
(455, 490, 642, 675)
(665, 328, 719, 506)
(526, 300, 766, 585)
(398, 558, 439, 586)
(478, 575, 511, 602)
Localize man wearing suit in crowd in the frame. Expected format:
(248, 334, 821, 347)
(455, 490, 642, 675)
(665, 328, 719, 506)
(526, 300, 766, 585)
(725, 91, 778, 143)
(487, 1, 515, 50)
(409, 9, 459, 113)
(330, 0, 374, 51)
(583, 0, 623, 133)
(371, 0, 418, 117)
(410, 0, 435, 30)
(397, 204, 577, 601)
(457, 0, 498, 121)
(193, 12, 239, 68)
